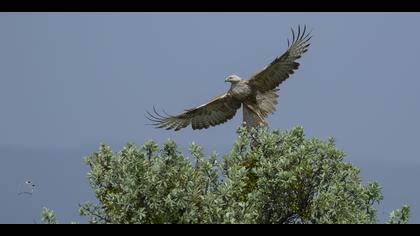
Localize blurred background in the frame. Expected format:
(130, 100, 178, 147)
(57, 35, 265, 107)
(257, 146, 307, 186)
(0, 13, 419, 223)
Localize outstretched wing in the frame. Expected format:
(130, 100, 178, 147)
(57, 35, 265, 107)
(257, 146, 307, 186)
(146, 93, 241, 131)
(247, 25, 312, 93)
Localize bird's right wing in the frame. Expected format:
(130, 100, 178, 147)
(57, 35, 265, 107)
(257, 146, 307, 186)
(146, 93, 241, 131)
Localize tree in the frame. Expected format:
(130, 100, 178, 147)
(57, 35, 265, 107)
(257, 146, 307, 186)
(43, 126, 410, 224)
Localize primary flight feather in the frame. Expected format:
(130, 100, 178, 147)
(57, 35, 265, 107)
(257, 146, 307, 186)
(146, 25, 311, 131)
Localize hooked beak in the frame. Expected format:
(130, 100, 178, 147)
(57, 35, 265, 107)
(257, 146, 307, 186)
(225, 78, 229, 83)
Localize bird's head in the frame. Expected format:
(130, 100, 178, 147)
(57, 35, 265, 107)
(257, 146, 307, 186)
(225, 75, 242, 83)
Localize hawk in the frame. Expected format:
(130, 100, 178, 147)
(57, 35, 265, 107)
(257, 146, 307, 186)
(146, 25, 311, 131)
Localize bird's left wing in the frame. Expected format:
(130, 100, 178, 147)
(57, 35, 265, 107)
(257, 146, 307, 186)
(247, 25, 312, 93)
(146, 93, 241, 131)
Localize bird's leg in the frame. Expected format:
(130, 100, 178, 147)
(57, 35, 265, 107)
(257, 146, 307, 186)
(244, 103, 266, 126)
(243, 103, 268, 150)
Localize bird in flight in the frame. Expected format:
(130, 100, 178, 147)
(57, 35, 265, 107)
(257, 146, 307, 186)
(146, 25, 311, 131)
(17, 180, 36, 196)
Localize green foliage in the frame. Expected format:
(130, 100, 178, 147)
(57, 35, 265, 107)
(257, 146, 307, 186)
(41, 207, 58, 224)
(387, 205, 410, 224)
(52, 126, 410, 224)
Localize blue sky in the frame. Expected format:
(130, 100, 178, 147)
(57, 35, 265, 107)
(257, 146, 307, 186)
(0, 13, 419, 223)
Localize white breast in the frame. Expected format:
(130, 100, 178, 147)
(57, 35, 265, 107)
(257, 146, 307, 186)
(230, 82, 252, 100)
